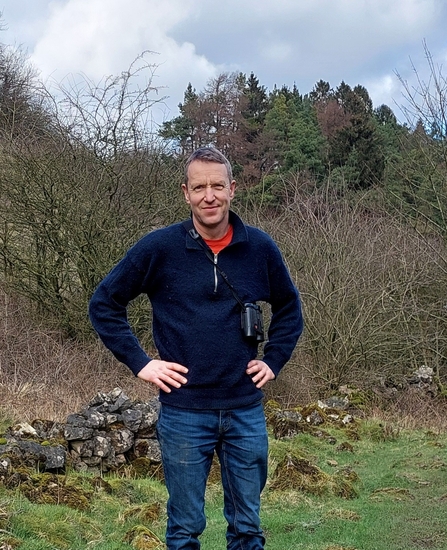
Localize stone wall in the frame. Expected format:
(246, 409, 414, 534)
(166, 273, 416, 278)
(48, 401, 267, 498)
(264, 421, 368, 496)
(0, 368, 438, 479)
(0, 388, 161, 478)
(65, 387, 161, 474)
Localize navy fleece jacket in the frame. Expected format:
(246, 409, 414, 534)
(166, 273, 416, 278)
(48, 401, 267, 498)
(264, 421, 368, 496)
(89, 211, 303, 409)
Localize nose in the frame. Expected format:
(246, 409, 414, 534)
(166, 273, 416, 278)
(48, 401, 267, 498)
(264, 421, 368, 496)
(204, 185, 216, 201)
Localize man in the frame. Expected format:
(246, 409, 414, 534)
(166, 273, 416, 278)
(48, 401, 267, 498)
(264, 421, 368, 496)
(89, 146, 303, 550)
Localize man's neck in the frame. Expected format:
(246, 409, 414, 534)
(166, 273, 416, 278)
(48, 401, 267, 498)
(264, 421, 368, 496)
(194, 220, 230, 240)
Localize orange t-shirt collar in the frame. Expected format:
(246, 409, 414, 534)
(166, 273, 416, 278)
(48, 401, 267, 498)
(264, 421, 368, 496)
(204, 225, 234, 254)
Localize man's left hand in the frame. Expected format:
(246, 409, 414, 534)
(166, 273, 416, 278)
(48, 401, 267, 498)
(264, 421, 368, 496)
(246, 360, 275, 388)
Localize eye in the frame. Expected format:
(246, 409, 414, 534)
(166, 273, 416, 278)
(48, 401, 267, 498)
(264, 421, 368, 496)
(211, 184, 225, 191)
(192, 185, 206, 193)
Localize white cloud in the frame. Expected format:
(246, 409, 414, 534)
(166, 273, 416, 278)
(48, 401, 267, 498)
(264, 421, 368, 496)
(28, 0, 218, 123)
(2, 0, 447, 121)
(364, 74, 402, 109)
(164, 0, 447, 101)
(260, 40, 293, 63)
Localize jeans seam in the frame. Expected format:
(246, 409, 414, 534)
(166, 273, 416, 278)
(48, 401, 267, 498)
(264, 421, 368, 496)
(221, 441, 246, 550)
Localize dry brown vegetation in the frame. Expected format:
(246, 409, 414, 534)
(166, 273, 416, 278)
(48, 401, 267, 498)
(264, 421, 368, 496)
(0, 288, 157, 423)
(2, 185, 447, 430)
(245, 182, 447, 415)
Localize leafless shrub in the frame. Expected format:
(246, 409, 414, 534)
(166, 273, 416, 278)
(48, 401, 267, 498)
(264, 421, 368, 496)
(366, 388, 447, 431)
(0, 52, 188, 339)
(241, 175, 447, 400)
(397, 41, 447, 147)
(0, 286, 157, 422)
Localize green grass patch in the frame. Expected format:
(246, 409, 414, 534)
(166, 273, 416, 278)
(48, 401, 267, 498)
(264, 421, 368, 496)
(0, 419, 446, 549)
(0, 408, 15, 435)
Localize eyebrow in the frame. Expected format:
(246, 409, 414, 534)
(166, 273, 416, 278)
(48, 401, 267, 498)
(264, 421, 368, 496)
(190, 180, 227, 187)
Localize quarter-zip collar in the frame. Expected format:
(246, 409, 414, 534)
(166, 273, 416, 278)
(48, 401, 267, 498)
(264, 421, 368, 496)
(183, 211, 249, 294)
(184, 210, 249, 251)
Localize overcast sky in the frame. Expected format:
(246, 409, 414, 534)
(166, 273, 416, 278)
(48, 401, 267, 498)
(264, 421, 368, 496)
(1, 0, 447, 128)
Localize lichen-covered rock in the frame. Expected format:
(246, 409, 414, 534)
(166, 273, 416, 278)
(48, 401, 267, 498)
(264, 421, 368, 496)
(70, 439, 94, 458)
(64, 424, 94, 441)
(91, 435, 113, 458)
(133, 439, 162, 462)
(319, 396, 350, 410)
(0, 456, 11, 479)
(136, 400, 160, 437)
(122, 408, 143, 432)
(306, 409, 325, 425)
(109, 427, 134, 454)
(0, 440, 65, 471)
(84, 410, 107, 429)
(7, 422, 38, 438)
(270, 409, 304, 439)
(60, 389, 161, 473)
(31, 419, 65, 440)
(65, 413, 86, 427)
(105, 413, 120, 426)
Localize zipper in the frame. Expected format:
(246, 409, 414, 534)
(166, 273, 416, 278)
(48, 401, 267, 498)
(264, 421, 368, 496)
(213, 253, 218, 293)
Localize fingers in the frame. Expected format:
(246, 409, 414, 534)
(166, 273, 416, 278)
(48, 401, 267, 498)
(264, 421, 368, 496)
(139, 358, 274, 392)
(137, 360, 188, 393)
(246, 360, 275, 389)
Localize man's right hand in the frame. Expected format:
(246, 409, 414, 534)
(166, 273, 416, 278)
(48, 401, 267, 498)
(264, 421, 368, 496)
(137, 359, 188, 393)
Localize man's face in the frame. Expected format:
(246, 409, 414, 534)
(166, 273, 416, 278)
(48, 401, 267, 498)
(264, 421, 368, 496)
(182, 160, 235, 238)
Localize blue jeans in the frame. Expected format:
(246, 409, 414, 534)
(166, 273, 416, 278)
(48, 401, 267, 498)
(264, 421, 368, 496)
(156, 402, 268, 550)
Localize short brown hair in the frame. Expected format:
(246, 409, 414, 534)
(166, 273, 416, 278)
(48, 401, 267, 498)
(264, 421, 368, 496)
(184, 147, 233, 184)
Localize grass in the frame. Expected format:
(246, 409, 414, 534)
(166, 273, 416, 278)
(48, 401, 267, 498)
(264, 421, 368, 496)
(199, 423, 447, 550)
(1, 418, 446, 550)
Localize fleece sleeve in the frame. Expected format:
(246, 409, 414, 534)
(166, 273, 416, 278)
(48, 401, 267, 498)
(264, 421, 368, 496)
(88, 252, 152, 376)
(262, 244, 304, 376)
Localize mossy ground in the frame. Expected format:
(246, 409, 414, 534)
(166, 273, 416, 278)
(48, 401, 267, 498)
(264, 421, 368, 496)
(0, 418, 446, 549)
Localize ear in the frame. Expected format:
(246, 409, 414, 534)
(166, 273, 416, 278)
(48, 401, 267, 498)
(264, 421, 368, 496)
(229, 180, 236, 199)
(182, 184, 191, 204)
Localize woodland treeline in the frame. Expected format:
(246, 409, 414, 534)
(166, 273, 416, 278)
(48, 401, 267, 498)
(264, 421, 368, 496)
(1, 36, 446, 399)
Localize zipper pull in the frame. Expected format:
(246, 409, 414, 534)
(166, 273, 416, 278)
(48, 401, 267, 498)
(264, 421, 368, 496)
(213, 254, 218, 292)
